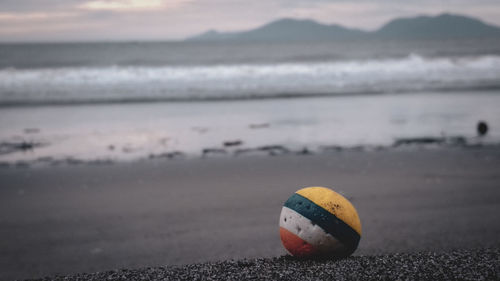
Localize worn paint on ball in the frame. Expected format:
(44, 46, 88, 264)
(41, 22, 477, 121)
(279, 186, 361, 258)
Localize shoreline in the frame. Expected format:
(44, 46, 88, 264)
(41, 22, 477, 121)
(2, 91, 500, 166)
(1, 139, 497, 169)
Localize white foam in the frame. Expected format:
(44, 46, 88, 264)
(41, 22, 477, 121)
(1, 54, 500, 104)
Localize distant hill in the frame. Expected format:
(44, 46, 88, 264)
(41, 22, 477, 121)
(375, 13, 500, 39)
(187, 13, 500, 41)
(188, 18, 366, 41)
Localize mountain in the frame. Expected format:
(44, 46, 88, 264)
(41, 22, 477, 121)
(188, 18, 367, 41)
(186, 13, 500, 41)
(375, 13, 500, 39)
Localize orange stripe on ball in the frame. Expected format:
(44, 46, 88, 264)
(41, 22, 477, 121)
(279, 227, 317, 257)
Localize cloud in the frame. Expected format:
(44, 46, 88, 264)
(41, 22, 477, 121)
(78, 0, 189, 12)
(0, 11, 77, 21)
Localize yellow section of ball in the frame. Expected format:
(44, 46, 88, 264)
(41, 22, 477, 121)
(296, 186, 362, 236)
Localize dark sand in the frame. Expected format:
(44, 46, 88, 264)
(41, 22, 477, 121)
(33, 248, 500, 280)
(1, 146, 500, 280)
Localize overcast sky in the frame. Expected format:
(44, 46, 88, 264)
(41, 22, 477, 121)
(1, 0, 500, 42)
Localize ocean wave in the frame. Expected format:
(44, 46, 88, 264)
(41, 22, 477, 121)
(1, 54, 500, 106)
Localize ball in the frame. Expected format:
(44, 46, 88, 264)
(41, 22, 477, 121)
(279, 186, 362, 258)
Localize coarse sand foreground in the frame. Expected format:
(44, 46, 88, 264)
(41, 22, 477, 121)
(31, 248, 500, 281)
(0, 146, 499, 280)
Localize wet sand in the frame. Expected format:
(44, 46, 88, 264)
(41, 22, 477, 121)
(1, 146, 500, 280)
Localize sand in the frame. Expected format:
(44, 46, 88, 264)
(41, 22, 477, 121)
(32, 248, 500, 280)
(1, 146, 500, 280)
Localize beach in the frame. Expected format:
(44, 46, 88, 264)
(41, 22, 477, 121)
(1, 37, 500, 281)
(1, 146, 499, 280)
(32, 248, 500, 280)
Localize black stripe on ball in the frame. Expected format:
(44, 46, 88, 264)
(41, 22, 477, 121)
(284, 193, 360, 255)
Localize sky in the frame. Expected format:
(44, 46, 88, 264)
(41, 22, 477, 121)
(1, 0, 500, 42)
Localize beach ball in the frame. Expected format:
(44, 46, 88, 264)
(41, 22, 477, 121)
(279, 186, 362, 258)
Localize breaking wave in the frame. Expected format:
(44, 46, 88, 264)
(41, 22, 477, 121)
(1, 54, 500, 106)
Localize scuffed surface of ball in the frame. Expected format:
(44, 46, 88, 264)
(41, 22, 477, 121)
(279, 186, 361, 258)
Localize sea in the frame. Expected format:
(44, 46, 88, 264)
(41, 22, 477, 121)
(1, 39, 500, 164)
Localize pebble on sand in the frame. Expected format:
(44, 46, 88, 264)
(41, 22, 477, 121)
(32, 248, 500, 281)
(477, 121, 488, 136)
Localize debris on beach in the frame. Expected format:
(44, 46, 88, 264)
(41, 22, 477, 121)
(223, 140, 243, 147)
(394, 137, 444, 146)
(321, 145, 343, 152)
(233, 148, 257, 156)
(65, 158, 86, 165)
(202, 148, 227, 157)
(0, 141, 44, 155)
(234, 145, 290, 156)
(149, 151, 185, 159)
(393, 136, 467, 147)
(87, 159, 114, 165)
(477, 121, 488, 136)
(41, 157, 113, 166)
(258, 145, 289, 156)
(297, 147, 312, 155)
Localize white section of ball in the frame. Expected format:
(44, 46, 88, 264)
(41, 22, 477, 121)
(279, 206, 346, 254)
